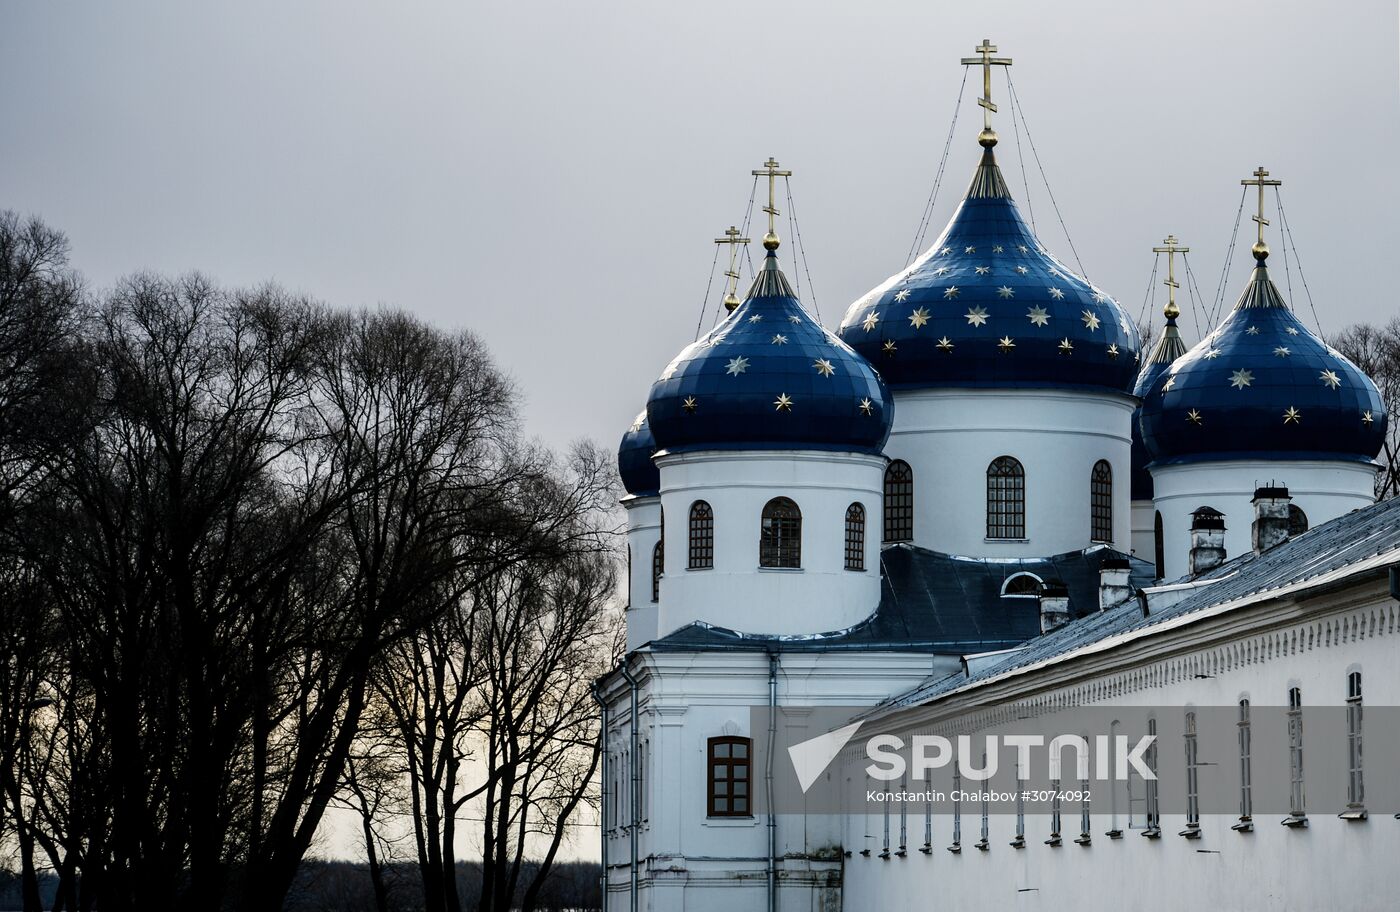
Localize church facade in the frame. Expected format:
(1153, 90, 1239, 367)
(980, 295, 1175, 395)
(598, 41, 1394, 912)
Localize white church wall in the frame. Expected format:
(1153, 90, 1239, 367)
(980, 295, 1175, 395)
(841, 580, 1400, 912)
(885, 388, 1134, 558)
(653, 449, 885, 639)
(624, 496, 662, 651)
(1130, 498, 1156, 571)
(1150, 459, 1375, 580)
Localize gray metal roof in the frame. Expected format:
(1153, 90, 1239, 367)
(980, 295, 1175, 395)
(648, 544, 1155, 653)
(883, 495, 1400, 709)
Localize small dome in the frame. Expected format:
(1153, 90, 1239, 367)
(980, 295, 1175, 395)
(1130, 311, 1189, 500)
(1139, 261, 1386, 466)
(647, 252, 893, 455)
(618, 409, 660, 497)
(838, 147, 1141, 395)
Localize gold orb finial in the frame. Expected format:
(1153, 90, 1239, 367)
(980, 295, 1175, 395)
(978, 128, 998, 148)
(1164, 300, 1181, 320)
(1252, 240, 1270, 262)
(763, 231, 780, 251)
(723, 292, 742, 312)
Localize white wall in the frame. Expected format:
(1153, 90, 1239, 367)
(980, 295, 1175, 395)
(885, 389, 1134, 558)
(653, 449, 885, 639)
(1130, 499, 1156, 573)
(624, 495, 662, 651)
(1150, 459, 1376, 580)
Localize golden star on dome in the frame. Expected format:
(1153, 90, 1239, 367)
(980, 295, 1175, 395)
(725, 356, 749, 376)
(1187, 408, 1203, 425)
(894, 288, 912, 302)
(789, 314, 801, 323)
(1319, 370, 1341, 389)
(1048, 268, 1061, 278)
(997, 336, 1016, 353)
(997, 286, 1015, 299)
(1017, 244, 1029, 254)
(1015, 265, 1028, 275)
(1246, 326, 1261, 335)
(1107, 343, 1120, 359)
(1081, 310, 1100, 330)
(1026, 305, 1050, 326)
(965, 245, 976, 254)
(862, 311, 879, 331)
(936, 336, 954, 351)
(933, 266, 950, 276)
(859, 397, 874, 415)
(966, 306, 989, 327)
(882, 339, 897, 356)
(708, 333, 727, 346)
(1058, 338, 1074, 355)
(814, 358, 836, 377)
(1229, 369, 1254, 389)
(1049, 287, 1065, 300)
(1363, 410, 1374, 425)
(772, 334, 788, 345)
(1204, 347, 1222, 359)
(975, 265, 990, 275)
(940, 246, 953, 255)
(1091, 291, 1108, 304)
(774, 393, 793, 412)
(1163, 375, 1177, 392)
(993, 245, 1004, 253)
(1273, 346, 1290, 357)
(909, 307, 931, 328)
(1283, 406, 1301, 424)
(1286, 326, 1299, 335)
(682, 396, 698, 413)
(944, 286, 961, 299)
(749, 314, 763, 323)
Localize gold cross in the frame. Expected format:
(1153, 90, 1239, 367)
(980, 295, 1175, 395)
(751, 157, 791, 250)
(1240, 166, 1281, 259)
(714, 225, 751, 312)
(960, 38, 1013, 144)
(1151, 235, 1190, 319)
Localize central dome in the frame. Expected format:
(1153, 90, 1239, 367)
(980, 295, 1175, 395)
(838, 148, 1141, 394)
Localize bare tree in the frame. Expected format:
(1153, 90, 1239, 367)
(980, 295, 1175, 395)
(1330, 319, 1400, 499)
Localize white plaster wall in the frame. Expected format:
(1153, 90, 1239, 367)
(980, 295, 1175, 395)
(653, 450, 885, 639)
(885, 389, 1134, 558)
(1130, 499, 1156, 573)
(1150, 460, 1376, 581)
(840, 586, 1400, 912)
(624, 496, 662, 652)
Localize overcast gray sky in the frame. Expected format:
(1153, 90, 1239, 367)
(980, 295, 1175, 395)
(2, 1, 1398, 459)
(3, 0, 1397, 863)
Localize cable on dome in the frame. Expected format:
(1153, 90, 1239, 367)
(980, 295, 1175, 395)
(785, 176, 822, 322)
(693, 241, 724, 342)
(1209, 186, 1248, 326)
(904, 68, 970, 268)
(1007, 71, 1037, 235)
(1004, 69, 1090, 284)
(1181, 254, 1209, 340)
(1136, 253, 1160, 334)
(1273, 186, 1324, 335)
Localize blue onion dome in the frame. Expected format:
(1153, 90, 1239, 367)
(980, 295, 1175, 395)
(837, 147, 1141, 393)
(1139, 257, 1386, 466)
(618, 409, 660, 497)
(1130, 304, 1189, 499)
(646, 252, 893, 455)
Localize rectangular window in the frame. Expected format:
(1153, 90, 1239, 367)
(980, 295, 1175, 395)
(1237, 700, 1253, 823)
(951, 766, 962, 850)
(1047, 779, 1062, 846)
(1011, 761, 1026, 847)
(1287, 687, 1306, 819)
(1142, 719, 1161, 837)
(707, 737, 751, 817)
(1183, 712, 1200, 833)
(1347, 672, 1363, 810)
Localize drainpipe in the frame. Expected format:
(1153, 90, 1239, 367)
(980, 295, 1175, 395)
(618, 664, 640, 912)
(591, 682, 609, 911)
(766, 650, 779, 912)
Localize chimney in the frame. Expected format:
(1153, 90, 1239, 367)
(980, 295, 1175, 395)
(1251, 485, 1291, 555)
(1188, 508, 1227, 577)
(1038, 581, 1071, 634)
(1098, 558, 1133, 611)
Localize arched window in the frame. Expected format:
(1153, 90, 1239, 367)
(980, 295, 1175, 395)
(1090, 460, 1113, 543)
(1153, 511, 1165, 580)
(688, 500, 714, 569)
(844, 503, 866, 571)
(707, 736, 751, 817)
(1000, 572, 1042, 597)
(1288, 504, 1309, 537)
(986, 456, 1025, 540)
(651, 540, 663, 602)
(883, 460, 913, 542)
(760, 497, 802, 568)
